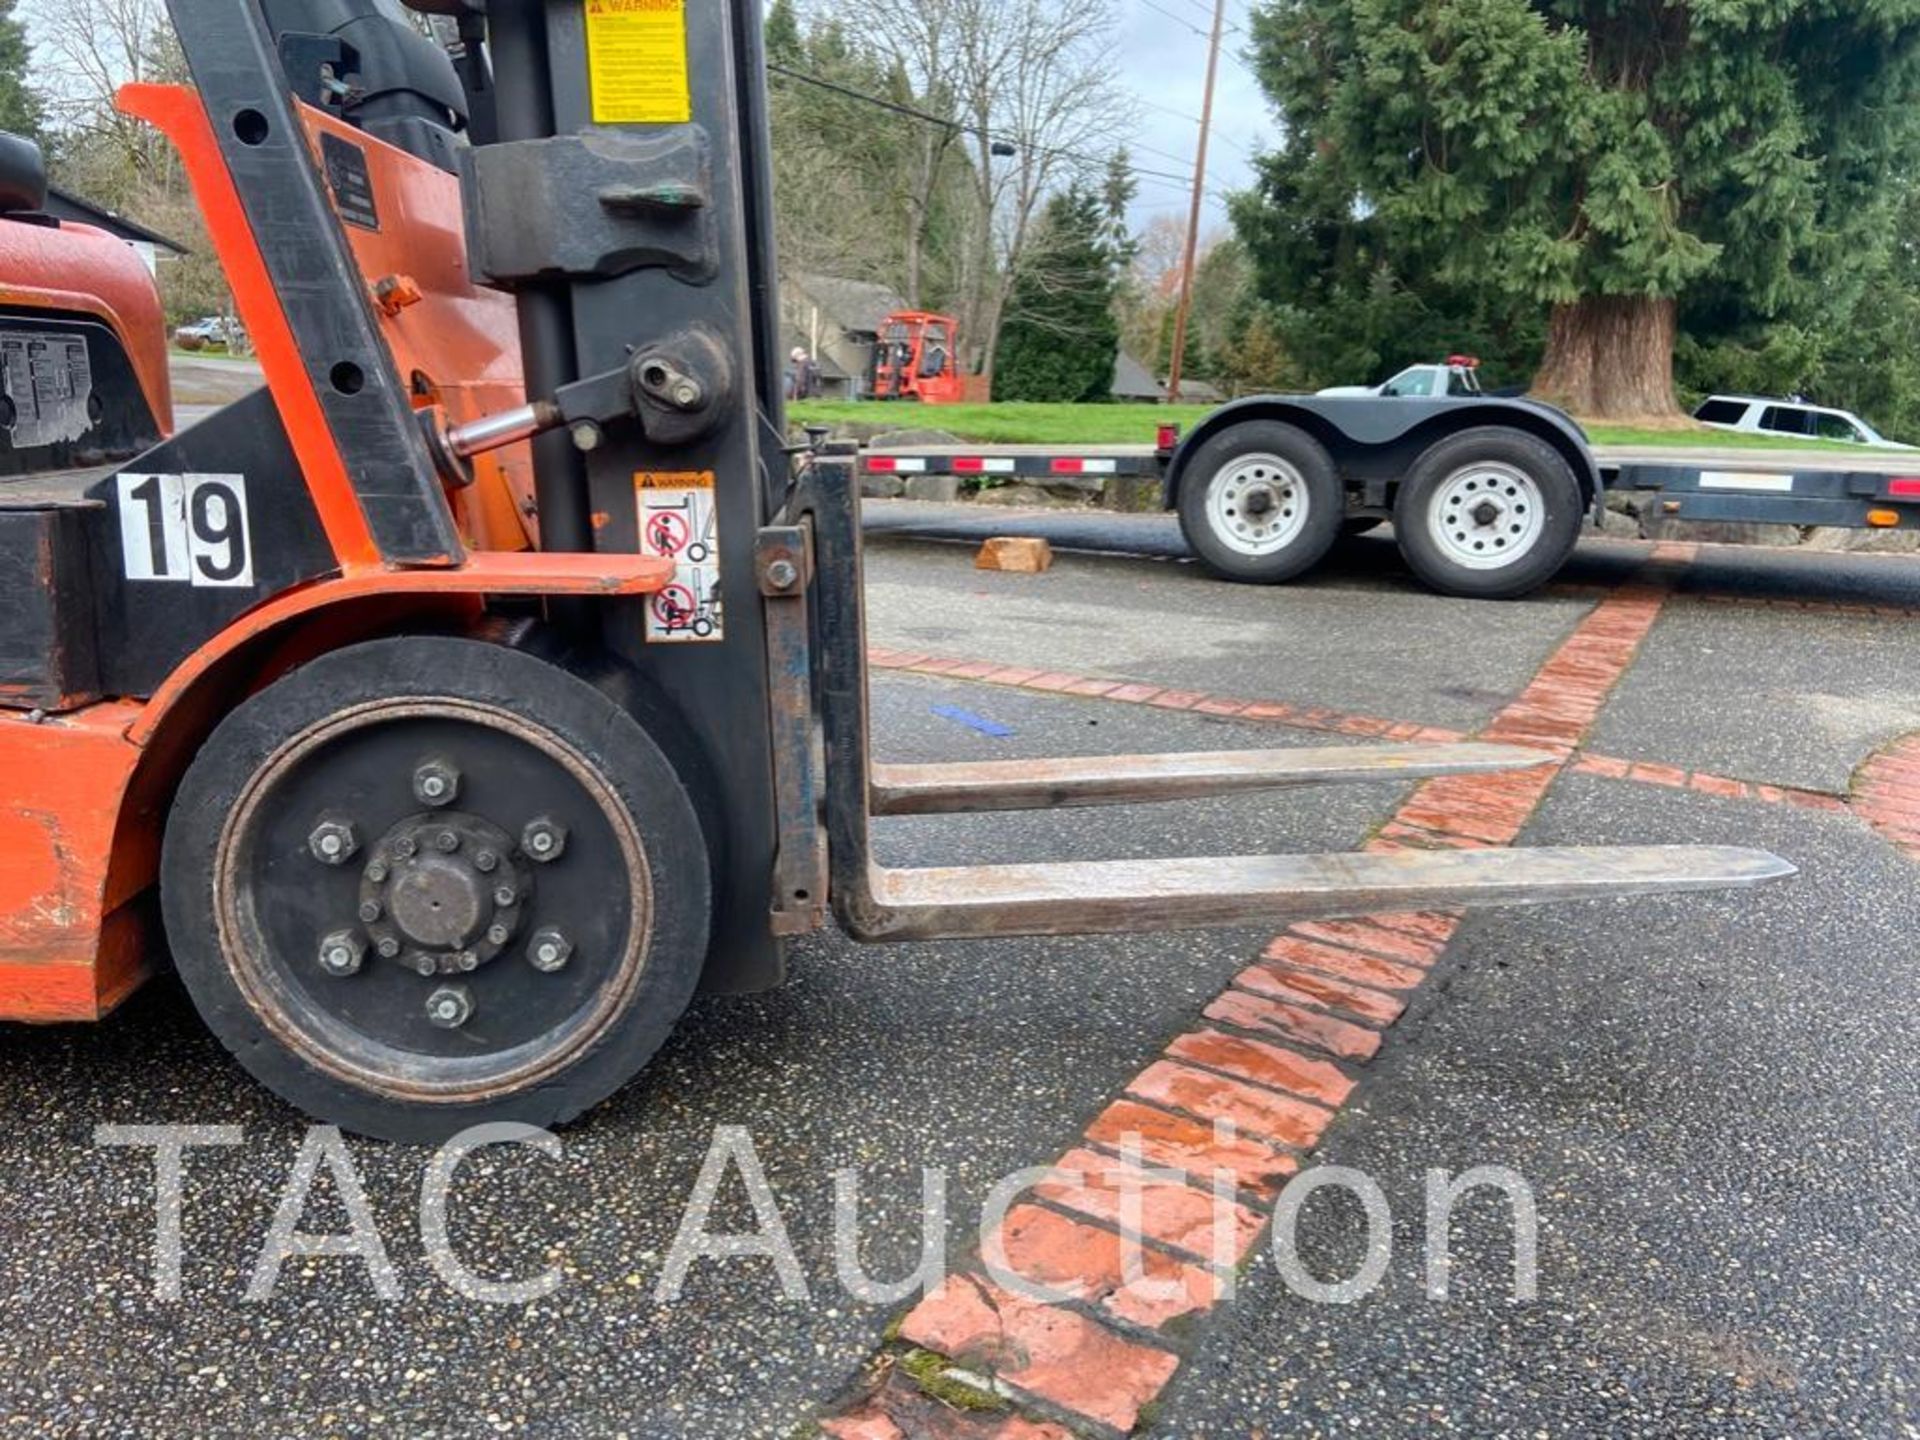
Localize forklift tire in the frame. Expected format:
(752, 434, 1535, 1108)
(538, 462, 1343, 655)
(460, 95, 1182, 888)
(161, 636, 711, 1142)
(1392, 427, 1583, 600)
(1176, 420, 1343, 583)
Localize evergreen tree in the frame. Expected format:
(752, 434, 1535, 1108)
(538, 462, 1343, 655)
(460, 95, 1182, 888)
(993, 165, 1132, 402)
(0, 0, 44, 141)
(1238, 0, 1920, 416)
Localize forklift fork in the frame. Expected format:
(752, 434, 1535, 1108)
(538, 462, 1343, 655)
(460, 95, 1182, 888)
(761, 458, 1791, 943)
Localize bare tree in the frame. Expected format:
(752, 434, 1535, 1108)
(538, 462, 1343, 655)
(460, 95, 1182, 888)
(22, 0, 177, 193)
(952, 0, 1120, 382)
(821, 0, 1121, 380)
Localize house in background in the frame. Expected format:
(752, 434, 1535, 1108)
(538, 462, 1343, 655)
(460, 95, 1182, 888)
(41, 187, 186, 275)
(780, 272, 911, 400)
(1111, 350, 1165, 403)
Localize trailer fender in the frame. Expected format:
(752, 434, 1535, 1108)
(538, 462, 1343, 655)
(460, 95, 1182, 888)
(1163, 395, 1601, 514)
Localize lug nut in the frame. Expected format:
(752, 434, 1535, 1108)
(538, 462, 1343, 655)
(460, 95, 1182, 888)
(493, 884, 517, 906)
(358, 899, 382, 923)
(474, 849, 499, 873)
(318, 929, 365, 977)
(376, 936, 402, 959)
(527, 926, 573, 973)
(413, 759, 461, 807)
(434, 830, 460, 853)
(366, 858, 390, 884)
(521, 817, 567, 863)
(425, 984, 474, 1028)
(413, 954, 439, 977)
(393, 836, 418, 859)
(308, 820, 360, 866)
(487, 923, 511, 945)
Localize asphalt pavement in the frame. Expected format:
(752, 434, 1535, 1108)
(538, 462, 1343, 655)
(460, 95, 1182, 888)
(1, 505, 1915, 1436)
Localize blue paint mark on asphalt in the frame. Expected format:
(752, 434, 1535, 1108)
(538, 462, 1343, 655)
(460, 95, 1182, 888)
(930, 704, 1014, 738)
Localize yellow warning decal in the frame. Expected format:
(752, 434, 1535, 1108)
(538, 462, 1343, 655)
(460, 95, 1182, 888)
(584, 0, 692, 125)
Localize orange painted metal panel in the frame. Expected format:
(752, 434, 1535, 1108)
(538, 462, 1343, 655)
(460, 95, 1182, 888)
(0, 703, 148, 1020)
(116, 83, 380, 569)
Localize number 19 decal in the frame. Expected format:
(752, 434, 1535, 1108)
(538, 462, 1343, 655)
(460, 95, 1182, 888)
(116, 472, 253, 588)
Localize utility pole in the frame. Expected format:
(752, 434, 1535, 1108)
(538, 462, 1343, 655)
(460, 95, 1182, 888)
(1167, 0, 1225, 403)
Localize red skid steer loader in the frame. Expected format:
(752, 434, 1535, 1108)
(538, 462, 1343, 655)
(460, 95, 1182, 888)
(0, 0, 1791, 1140)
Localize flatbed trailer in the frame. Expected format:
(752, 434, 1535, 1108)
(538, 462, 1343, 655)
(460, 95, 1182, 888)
(859, 428, 1920, 597)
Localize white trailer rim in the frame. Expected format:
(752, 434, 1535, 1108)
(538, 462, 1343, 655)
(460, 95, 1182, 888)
(1428, 461, 1545, 570)
(1206, 453, 1310, 556)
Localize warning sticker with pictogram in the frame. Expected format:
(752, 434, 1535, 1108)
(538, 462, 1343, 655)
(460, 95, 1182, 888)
(583, 0, 692, 125)
(636, 470, 721, 643)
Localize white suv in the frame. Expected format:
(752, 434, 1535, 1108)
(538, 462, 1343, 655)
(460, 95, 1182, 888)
(1693, 395, 1913, 449)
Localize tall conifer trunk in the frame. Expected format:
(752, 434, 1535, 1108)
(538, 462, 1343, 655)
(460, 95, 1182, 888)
(1530, 294, 1680, 418)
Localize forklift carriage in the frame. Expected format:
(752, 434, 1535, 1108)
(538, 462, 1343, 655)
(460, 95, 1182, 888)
(0, 0, 1790, 1139)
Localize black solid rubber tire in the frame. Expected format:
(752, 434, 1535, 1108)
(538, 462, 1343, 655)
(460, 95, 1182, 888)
(1392, 427, 1584, 600)
(1176, 420, 1344, 583)
(161, 636, 711, 1142)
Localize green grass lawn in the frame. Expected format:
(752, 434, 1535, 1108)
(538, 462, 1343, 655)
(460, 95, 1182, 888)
(790, 399, 1874, 453)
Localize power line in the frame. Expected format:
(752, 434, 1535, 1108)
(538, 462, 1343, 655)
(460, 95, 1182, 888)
(766, 61, 1202, 187)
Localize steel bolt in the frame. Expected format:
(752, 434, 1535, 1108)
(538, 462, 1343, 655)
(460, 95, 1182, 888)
(487, 923, 511, 946)
(393, 835, 418, 859)
(474, 849, 499, 873)
(521, 817, 568, 863)
(308, 819, 360, 866)
(492, 883, 518, 907)
(412, 758, 461, 807)
(413, 954, 439, 976)
(456, 950, 479, 972)
(434, 829, 460, 853)
(318, 929, 365, 977)
(357, 899, 383, 923)
(366, 858, 390, 884)
(527, 926, 573, 973)
(671, 380, 702, 409)
(425, 983, 474, 1029)
(570, 420, 603, 452)
(376, 936, 402, 959)
(765, 557, 799, 590)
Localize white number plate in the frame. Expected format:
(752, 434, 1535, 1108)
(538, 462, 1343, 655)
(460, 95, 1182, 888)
(116, 472, 254, 588)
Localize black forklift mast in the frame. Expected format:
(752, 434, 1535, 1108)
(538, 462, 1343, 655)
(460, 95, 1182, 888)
(160, 0, 1790, 1000)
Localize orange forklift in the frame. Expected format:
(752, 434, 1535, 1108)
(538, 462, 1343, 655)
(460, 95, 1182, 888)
(0, 0, 1788, 1140)
(869, 309, 965, 403)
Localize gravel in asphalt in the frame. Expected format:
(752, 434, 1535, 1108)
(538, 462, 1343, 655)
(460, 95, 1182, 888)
(1152, 774, 1916, 1438)
(1587, 600, 1920, 792)
(863, 533, 1594, 734)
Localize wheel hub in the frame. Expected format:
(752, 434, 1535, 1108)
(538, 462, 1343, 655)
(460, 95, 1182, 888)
(1430, 462, 1547, 570)
(359, 812, 533, 977)
(1207, 453, 1309, 556)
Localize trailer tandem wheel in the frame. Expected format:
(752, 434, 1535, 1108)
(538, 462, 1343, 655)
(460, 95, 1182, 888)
(1392, 426, 1584, 599)
(1176, 420, 1344, 583)
(160, 636, 711, 1142)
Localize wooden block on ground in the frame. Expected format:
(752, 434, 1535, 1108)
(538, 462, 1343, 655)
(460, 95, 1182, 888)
(975, 536, 1053, 573)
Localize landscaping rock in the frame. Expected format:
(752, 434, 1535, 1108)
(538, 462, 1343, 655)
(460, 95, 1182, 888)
(903, 473, 962, 503)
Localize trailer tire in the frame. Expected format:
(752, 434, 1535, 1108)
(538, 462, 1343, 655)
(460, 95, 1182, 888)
(1176, 420, 1343, 583)
(1392, 427, 1583, 599)
(161, 636, 710, 1142)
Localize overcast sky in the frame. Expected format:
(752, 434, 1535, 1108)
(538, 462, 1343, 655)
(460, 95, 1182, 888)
(1112, 0, 1273, 238)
